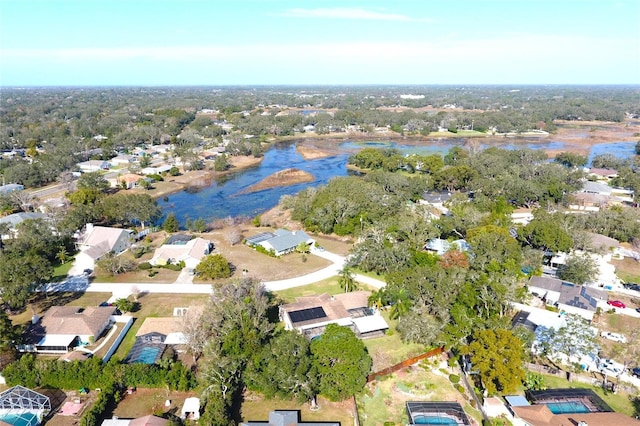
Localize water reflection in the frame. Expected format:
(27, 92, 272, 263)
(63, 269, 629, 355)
(161, 139, 637, 224)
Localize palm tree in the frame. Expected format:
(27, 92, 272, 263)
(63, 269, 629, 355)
(338, 266, 357, 293)
(367, 289, 385, 311)
(56, 246, 69, 264)
(389, 288, 411, 320)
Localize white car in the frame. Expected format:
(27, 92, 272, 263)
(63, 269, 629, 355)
(600, 331, 627, 343)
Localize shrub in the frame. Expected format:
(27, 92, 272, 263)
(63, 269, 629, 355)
(449, 374, 460, 384)
(148, 270, 158, 277)
(138, 262, 152, 270)
(161, 264, 183, 271)
(455, 384, 465, 394)
(254, 244, 276, 257)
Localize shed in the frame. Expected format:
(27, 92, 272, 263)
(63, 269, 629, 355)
(181, 397, 200, 420)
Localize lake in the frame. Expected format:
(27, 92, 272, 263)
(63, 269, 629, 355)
(160, 139, 637, 225)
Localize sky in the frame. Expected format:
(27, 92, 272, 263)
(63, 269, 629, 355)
(1, 0, 639, 86)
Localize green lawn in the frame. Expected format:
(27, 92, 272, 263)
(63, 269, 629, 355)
(51, 260, 75, 281)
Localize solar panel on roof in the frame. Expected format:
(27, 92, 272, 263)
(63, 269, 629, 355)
(288, 307, 327, 323)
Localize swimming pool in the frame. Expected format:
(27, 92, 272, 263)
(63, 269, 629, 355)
(0, 412, 40, 426)
(412, 415, 459, 425)
(130, 346, 161, 364)
(545, 401, 591, 414)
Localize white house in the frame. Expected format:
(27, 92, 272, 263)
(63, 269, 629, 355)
(33, 306, 117, 353)
(149, 237, 213, 269)
(77, 160, 110, 172)
(75, 224, 133, 269)
(279, 292, 389, 340)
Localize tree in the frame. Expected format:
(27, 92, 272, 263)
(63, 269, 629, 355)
(0, 309, 20, 369)
(310, 324, 372, 401)
(163, 213, 179, 232)
(169, 166, 180, 176)
(535, 314, 598, 368)
(200, 279, 274, 417)
(554, 152, 588, 168)
(77, 171, 110, 192)
(114, 297, 135, 313)
(462, 329, 526, 395)
(246, 330, 317, 402)
(557, 253, 598, 284)
(195, 254, 232, 279)
(214, 154, 230, 171)
(0, 254, 52, 310)
(338, 266, 357, 293)
(96, 252, 135, 276)
(521, 211, 573, 253)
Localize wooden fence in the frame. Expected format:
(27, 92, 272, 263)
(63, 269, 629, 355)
(367, 347, 444, 382)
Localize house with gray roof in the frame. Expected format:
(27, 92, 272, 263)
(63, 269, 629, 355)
(527, 276, 608, 321)
(241, 410, 339, 426)
(247, 229, 314, 256)
(0, 212, 48, 236)
(0, 183, 24, 194)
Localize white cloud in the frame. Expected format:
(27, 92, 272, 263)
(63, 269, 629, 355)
(279, 7, 431, 22)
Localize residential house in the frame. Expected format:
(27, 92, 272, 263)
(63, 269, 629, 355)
(581, 181, 613, 196)
(241, 410, 339, 426)
(424, 238, 471, 256)
(511, 208, 535, 225)
(279, 292, 389, 340)
(109, 154, 136, 166)
(101, 415, 169, 426)
(527, 276, 607, 321)
(246, 229, 315, 256)
(77, 160, 110, 172)
(0, 183, 24, 193)
(149, 237, 213, 268)
(28, 305, 116, 353)
(419, 191, 453, 216)
(587, 167, 618, 181)
(141, 165, 172, 175)
(108, 173, 144, 189)
(0, 212, 48, 237)
(75, 224, 133, 268)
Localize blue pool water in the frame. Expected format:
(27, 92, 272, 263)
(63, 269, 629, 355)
(0, 412, 40, 426)
(412, 415, 458, 425)
(545, 401, 591, 414)
(131, 346, 161, 364)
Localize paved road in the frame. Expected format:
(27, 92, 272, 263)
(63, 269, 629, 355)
(40, 246, 387, 296)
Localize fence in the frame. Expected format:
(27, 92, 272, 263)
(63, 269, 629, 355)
(367, 347, 444, 382)
(102, 316, 134, 362)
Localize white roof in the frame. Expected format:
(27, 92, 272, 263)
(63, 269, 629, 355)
(164, 332, 186, 345)
(101, 419, 131, 426)
(181, 397, 200, 414)
(37, 334, 77, 347)
(352, 314, 389, 334)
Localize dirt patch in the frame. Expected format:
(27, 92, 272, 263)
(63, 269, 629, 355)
(241, 168, 314, 194)
(296, 145, 334, 160)
(196, 225, 332, 282)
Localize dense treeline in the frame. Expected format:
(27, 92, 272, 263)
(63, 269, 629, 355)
(283, 146, 640, 351)
(2, 354, 195, 391)
(1, 86, 638, 188)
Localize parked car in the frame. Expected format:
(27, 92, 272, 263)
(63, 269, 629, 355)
(601, 331, 627, 343)
(632, 367, 640, 378)
(607, 300, 626, 309)
(636, 307, 640, 314)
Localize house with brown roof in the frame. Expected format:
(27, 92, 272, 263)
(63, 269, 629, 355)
(279, 292, 388, 340)
(32, 306, 116, 353)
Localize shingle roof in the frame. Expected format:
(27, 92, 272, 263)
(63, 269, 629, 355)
(79, 226, 132, 251)
(261, 230, 312, 253)
(41, 306, 115, 336)
(0, 212, 47, 228)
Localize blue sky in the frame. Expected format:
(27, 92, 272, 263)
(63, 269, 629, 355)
(1, 0, 639, 86)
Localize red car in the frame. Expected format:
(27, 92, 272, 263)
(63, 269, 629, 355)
(607, 300, 626, 309)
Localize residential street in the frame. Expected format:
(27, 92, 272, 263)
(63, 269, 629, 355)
(40, 246, 387, 297)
